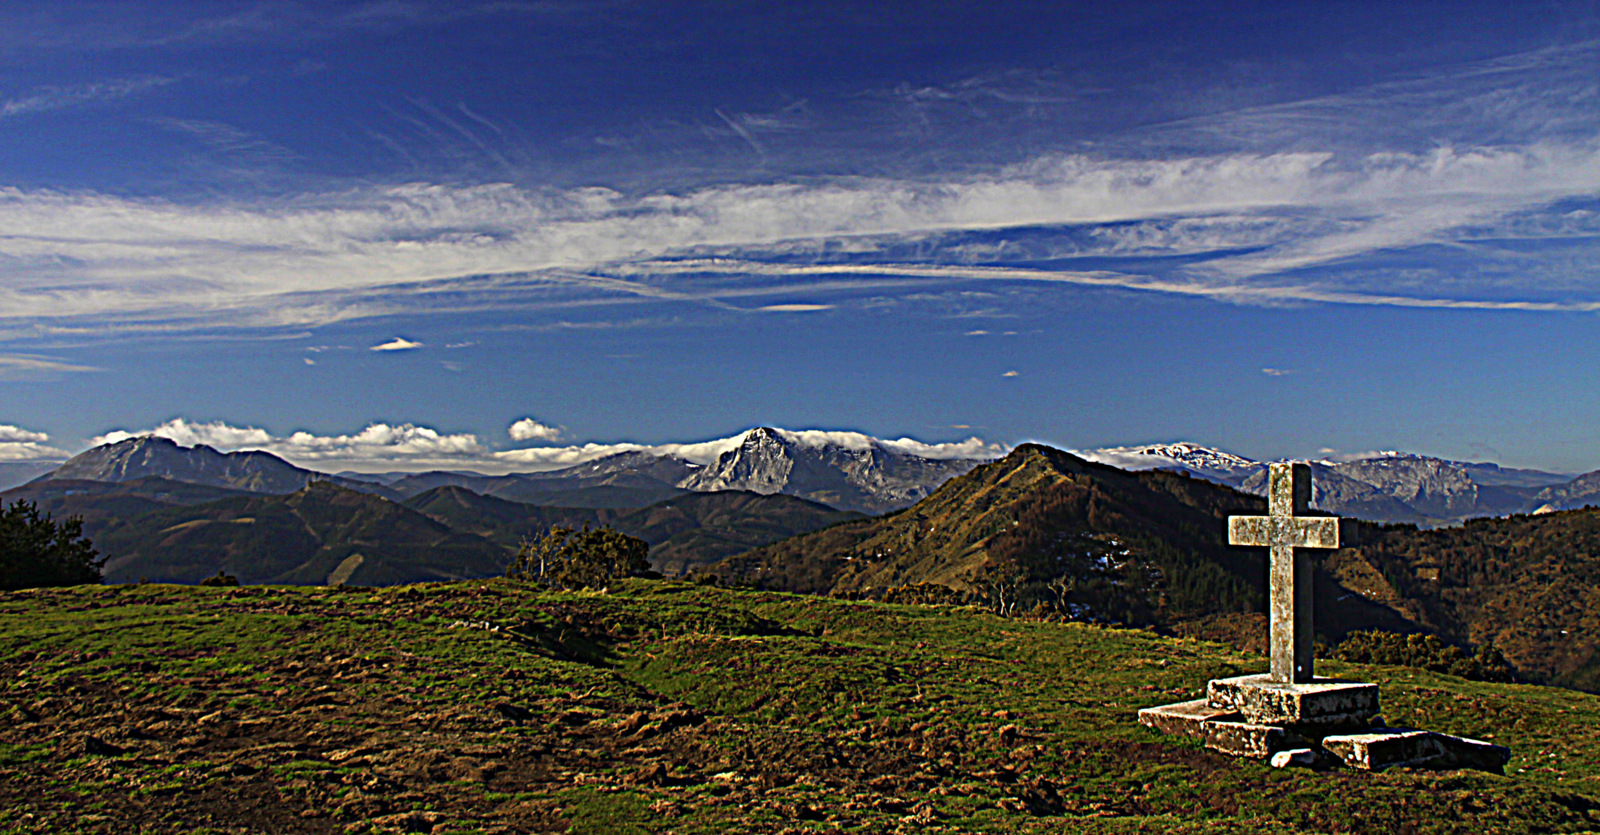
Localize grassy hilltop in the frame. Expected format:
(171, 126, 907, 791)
(4, 580, 1600, 834)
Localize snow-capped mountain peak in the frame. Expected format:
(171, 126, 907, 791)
(671, 426, 1003, 513)
(1072, 441, 1261, 484)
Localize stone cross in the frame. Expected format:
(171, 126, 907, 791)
(1228, 463, 1340, 684)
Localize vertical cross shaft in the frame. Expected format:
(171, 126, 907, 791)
(1267, 463, 1314, 683)
(1228, 463, 1340, 683)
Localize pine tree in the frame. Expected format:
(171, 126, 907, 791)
(0, 500, 103, 591)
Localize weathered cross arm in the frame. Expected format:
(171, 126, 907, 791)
(1227, 516, 1340, 549)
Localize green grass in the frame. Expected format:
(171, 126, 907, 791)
(558, 786, 655, 835)
(4, 579, 1600, 832)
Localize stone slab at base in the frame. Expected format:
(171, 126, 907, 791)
(1204, 719, 1307, 758)
(1207, 674, 1380, 728)
(1322, 729, 1511, 773)
(1137, 700, 1236, 739)
(1137, 700, 1307, 758)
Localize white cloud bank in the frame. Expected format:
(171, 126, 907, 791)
(0, 423, 69, 461)
(95, 418, 273, 449)
(85, 419, 1006, 473)
(93, 418, 487, 470)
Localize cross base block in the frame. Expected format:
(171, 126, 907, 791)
(1207, 674, 1380, 728)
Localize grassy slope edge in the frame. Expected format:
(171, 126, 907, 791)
(3, 579, 1600, 834)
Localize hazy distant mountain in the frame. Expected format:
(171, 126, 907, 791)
(387, 462, 692, 509)
(1240, 465, 1431, 525)
(0, 460, 62, 492)
(1077, 441, 1573, 525)
(1457, 461, 1578, 488)
(1529, 470, 1600, 513)
(1314, 455, 1540, 520)
(38, 436, 395, 498)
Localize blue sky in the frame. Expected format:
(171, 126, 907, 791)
(3, 1, 1600, 473)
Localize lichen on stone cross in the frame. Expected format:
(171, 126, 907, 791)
(1228, 463, 1340, 684)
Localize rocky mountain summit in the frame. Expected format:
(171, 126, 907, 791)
(679, 427, 987, 514)
(371, 427, 994, 514)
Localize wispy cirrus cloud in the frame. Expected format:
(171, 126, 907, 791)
(3, 142, 1598, 330)
(0, 75, 177, 118)
(3, 41, 1600, 334)
(756, 303, 832, 312)
(0, 2, 582, 53)
(0, 353, 100, 381)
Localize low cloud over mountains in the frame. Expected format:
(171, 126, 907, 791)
(71, 418, 1007, 477)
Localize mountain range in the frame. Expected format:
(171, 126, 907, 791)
(1075, 442, 1598, 526)
(1, 431, 898, 584)
(23, 427, 990, 515)
(15, 432, 1600, 527)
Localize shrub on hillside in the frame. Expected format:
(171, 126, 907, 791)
(880, 582, 968, 606)
(0, 500, 102, 591)
(199, 569, 240, 587)
(507, 525, 650, 589)
(1329, 629, 1516, 683)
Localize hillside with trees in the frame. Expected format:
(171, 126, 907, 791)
(718, 444, 1600, 689)
(717, 444, 1272, 625)
(1326, 510, 1600, 689)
